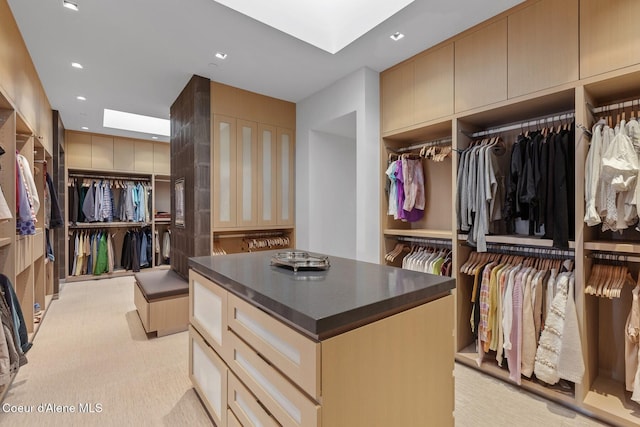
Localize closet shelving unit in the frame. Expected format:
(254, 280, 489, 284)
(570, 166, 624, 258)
(380, 0, 640, 424)
(209, 84, 297, 256)
(153, 174, 171, 267)
(0, 92, 54, 400)
(65, 169, 169, 281)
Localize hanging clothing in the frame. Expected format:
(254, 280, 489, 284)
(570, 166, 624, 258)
(385, 157, 425, 222)
(0, 184, 11, 221)
(626, 283, 640, 402)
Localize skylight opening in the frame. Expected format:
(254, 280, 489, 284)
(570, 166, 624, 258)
(103, 109, 170, 137)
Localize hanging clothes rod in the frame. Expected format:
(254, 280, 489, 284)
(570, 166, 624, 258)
(69, 173, 152, 182)
(588, 98, 640, 115)
(589, 251, 640, 264)
(394, 236, 452, 248)
(465, 110, 575, 138)
(483, 242, 574, 259)
(388, 137, 452, 154)
(215, 230, 291, 240)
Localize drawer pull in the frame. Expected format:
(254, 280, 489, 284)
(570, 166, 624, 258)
(236, 351, 301, 424)
(236, 309, 300, 365)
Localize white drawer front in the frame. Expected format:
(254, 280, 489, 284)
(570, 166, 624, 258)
(229, 332, 320, 427)
(229, 372, 280, 427)
(189, 326, 227, 426)
(228, 294, 320, 399)
(190, 270, 228, 355)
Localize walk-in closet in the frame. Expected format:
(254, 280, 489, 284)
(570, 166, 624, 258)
(380, 0, 640, 425)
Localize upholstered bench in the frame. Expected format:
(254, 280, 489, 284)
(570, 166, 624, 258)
(134, 269, 189, 337)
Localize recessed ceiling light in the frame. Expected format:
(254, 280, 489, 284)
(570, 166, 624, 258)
(390, 32, 405, 41)
(63, 1, 78, 11)
(71, 62, 83, 69)
(151, 136, 158, 140)
(81, 126, 89, 130)
(215, 52, 228, 60)
(76, 96, 86, 101)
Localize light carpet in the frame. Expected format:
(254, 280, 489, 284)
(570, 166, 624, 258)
(0, 276, 610, 426)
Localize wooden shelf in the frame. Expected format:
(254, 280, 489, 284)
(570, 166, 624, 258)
(583, 376, 640, 427)
(384, 229, 453, 239)
(214, 225, 295, 233)
(456, 343, 577, 407)
(70, 221, 151, 229)
(584, 241, 640, 254)
(154, 218, 171, 223)
(0, 237, 10, 248)
(457, 234, 576, 249)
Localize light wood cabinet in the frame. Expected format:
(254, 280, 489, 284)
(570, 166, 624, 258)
(277, 128, 295, 226)
(113, 137, 135, 171)
(91, 135, 114, 170)
(213, 115, 238, 228)
(189, 268, 455, 427)
(213, 117, 294, 229)
(508, 0, 579, 98)
(381, 61, 414, 133)
(580, 0, 640, 79)
(414, 43, 454, 124)
(153, 143, 170, 175)
(134, 140, 154, 173)
(236, 120, 258, 227)
(455, 18, 508, 112)
(66, 131, 169, 174)
(257, 124, 277, 226)
(66, 132, 92, 168)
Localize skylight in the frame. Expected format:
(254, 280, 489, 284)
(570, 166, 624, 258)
(103, 109, 170, 137)
(212, 0, 414, 54)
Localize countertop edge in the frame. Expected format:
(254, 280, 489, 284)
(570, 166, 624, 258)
(189, 257, 455, 340)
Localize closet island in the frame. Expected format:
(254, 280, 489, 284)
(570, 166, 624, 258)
(187, 251, 455, 426)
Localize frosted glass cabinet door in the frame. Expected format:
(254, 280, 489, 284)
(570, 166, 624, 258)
(277, 128, 295, 226)
(258, 124, 277, 226)
(213, 115, 237, 228)
(236, 120, 258, 227)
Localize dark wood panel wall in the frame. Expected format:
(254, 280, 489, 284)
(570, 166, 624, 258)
(170, 75, 211, 279)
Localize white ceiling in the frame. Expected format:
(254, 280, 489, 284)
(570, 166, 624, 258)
(7, 0, 523, 143)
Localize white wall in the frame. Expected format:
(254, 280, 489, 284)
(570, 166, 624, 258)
(296, 67, 380, 262)
(308, 129, 357, 259)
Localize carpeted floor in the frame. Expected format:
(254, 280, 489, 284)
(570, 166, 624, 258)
(0, 276, 609, 426)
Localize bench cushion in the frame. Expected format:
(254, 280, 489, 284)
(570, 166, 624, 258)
(135, 270, 188, 301)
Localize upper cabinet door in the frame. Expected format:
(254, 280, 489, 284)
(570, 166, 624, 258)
(113, 138, 135, 171)
(381, 61, 415, 134)
(134, 140, 155, 173)
(258, 124, 278, 226)
(508, 0, 579, 98)
(236, 120, 258, 227)
(153, 142, 170, 175)
(91, 135, 114, 170)
(580, 0, 640, 79)
(455, 19, 508, 113)
(66, 132, 92, 169)
(213, 115, 237, 229)
(414, 43, 454, 124)
(276, 128, 295, 226)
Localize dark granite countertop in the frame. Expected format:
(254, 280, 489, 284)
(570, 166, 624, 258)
(189, 251, 455, 340)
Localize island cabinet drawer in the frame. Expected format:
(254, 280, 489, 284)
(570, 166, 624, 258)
(189, 270, 228, 357)
(228, 331, 321, 427)
(189, 326, 228, 427)
(227, 293, 321, 399)
(228, 372, 280, 427)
